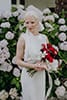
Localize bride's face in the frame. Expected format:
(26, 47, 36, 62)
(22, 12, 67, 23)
(25, 16, 39, 33)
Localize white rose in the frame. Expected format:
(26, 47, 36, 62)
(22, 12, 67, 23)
(55, 86, 66, 97)
(48, 28, 54, 32)
(58, 42, 64, 50)
(12, 56, 17, 64)
(0, 39, 8, 47)
(0, 58, 5, 65)
(51, 60, 58, 71)
(0, 62, 7, 71)
(43, 8, 51, 14)
(1, 22, 10, 28)
(59, 25, 67, 32)
(2, 47, 10, 59)
(58, 18, 65, 24)
(2, 51, 10, 59)
(44, 15, 55, 22)
(5, 31, 14, 40)
(54, 78, 60, 86)
(0, 90, 8, 100)
(9, 88, 18, 99)
(13, 67, 21, 77)
(45, 22, 53, 29)
(7, 64, 13, 72)
(59, 41, 67, 51)
(58, 32, 66, 41)
(53, 13, 59, 19)
(47, 59, 58, 72)
(0, 62, 12, 72)
(45, 22, 54, 32)
(63, 41, 67, 51)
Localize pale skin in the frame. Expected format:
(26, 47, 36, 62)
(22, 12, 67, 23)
(16, 15, 48, 71)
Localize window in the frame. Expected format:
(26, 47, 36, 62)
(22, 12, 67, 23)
(11, 0, 16, 4)
(20, 0, 25, 5)
(11, 0, 25, 5)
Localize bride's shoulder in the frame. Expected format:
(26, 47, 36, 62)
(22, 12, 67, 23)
(17, 33, 26, 43)
(19, 32, 28, 40)
(41, 34, 49, 43)
(20, 32, 26, 38)
(41, 34, 47, 39)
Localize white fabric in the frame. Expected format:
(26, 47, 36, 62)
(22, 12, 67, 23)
(26, 5, 43, 21)
(21, 31, 48, 100)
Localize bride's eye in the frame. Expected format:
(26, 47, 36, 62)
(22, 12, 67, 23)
(31, 21, 35, 24)
(25, 21, 29, 24)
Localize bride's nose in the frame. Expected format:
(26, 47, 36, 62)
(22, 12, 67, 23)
(28, 23, 33, 28)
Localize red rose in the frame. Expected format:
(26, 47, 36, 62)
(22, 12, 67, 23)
(41, 44, 47, 52)
(47, 43, 58, 55)
(41, 43, 58, 63)
(45, 53, 53, 62)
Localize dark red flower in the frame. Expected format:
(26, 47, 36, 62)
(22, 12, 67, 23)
(41, 43, 58, 63)
(45, 53, 54, 62)
(41, 44, 47, 52)
(47, 43, 58, 55)
(47, 43, 52, 48)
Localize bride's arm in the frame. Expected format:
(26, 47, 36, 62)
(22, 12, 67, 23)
(16, 35, 35, 69)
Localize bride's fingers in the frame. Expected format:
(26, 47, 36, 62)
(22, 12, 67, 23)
(38, 64, 48, 70)
(34, 63, 48, 71)
(34, 67, 43, 71)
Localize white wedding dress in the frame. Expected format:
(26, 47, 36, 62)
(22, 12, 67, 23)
(20, 32, 48, 100)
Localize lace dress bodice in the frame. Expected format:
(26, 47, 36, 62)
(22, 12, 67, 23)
(21, 32, 48, 63)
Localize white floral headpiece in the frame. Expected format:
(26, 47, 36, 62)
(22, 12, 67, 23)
(24, 5, 44, 31)
(25, 5, 43, 21)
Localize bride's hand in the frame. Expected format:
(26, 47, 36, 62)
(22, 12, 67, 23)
(34, 62, 48, 71)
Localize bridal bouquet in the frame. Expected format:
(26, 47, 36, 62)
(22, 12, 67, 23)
(40, 43, 59, 72)
(27, 43, 59, 76)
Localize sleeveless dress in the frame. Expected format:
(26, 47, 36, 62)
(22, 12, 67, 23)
(21, 32, 48, 100)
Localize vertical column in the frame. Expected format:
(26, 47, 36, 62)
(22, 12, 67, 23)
(17, 0, 20, 7)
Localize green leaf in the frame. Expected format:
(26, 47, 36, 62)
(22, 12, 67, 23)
(58, 51, 67, 64)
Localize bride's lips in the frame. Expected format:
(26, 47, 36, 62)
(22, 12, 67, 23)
(29, 28, 33, 30)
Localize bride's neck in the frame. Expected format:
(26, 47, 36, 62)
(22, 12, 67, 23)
(30, 30, 39, 35)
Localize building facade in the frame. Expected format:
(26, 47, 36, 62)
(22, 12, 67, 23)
(11, 0, 55, 10)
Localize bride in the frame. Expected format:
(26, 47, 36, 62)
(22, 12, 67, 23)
(16, 5, 49, 100)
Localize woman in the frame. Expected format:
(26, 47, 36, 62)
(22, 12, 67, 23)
(16, 5, 49, 100)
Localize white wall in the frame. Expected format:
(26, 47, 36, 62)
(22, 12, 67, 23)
(25, 0, 55, 10)
(0, 0, 11, 13)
